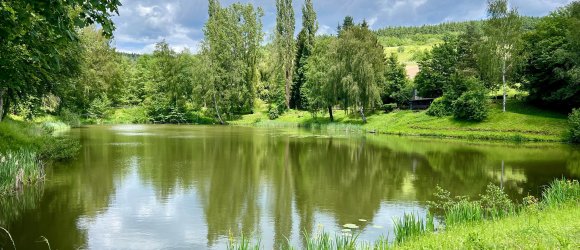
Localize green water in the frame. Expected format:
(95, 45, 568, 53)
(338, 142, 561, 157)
(1, 125, 578, 249)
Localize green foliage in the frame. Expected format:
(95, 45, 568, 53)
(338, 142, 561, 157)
(38, 137, 81, 161)
(393, 213, 429, 244)
(204, 1, 263, 123)
(87, 95, 112, 122)
(290, 0, 317, 110)
(444, 200, 483, 226)
(426, 97, 452, 117)
(542, 179, 580, 206)
(569, 109, 580, 143)
(59, 109, 81, 127)
(275, 0, 296, 109)
(267, 104, 281, 120)
(523, 2, 580, 110)
(0, 150, 42, 195)
(384, 54, 412, 105)
(414, 37, 459, 98)
(453, 90, 488, 121)
(479, 183, 515, 219)
(0, 0, 120, 122)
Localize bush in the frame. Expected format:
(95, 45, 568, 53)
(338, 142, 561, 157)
(453, 90, 488, 121)
(60, 108, 81, 127)
(87, 95, 112, 122)
(267, 104, 280, 120)
(569, 109, 580, 143)
(382, 103, 397, 113)
(427, 96, 452, 117)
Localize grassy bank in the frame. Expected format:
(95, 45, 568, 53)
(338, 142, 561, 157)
(226, 179, 579, 250)
(0, 118, 79, 195)
(231, 101, 569, 142)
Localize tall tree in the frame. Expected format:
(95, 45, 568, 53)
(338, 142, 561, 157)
(383, 53, 411, 106)
(290, 0, 318, 109)
(480, 0, 523, 112)
(334, 25, 385, 123)
(203, 0, 263, 124)
(303, 36, 338, 121)
(523, 2, 580, 110)
(414, 37, 459, 98)
(275, 0, 295, 109)
(0, 0, 121, 121)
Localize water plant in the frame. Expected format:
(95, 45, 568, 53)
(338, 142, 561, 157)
(541, 178, 580, 206)
(393, 213, 428, 244)
(0, 150, 43, 194)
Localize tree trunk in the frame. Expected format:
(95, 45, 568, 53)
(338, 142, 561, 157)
(359, 106, 367, 124)
(0, 89, 5, 122)
(285, 68, 291, 109)
(328, 106, 334, 122)
(502, 60, 507, 112)
(213, 92, 224, 125)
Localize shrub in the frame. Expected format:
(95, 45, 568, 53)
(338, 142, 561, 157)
(569, 109, 580, 143)
(87, 95, 112, 122)
(267, 104, 280, 120)
(382, 103, 397, 113)
(453, 90, 488, 121)
(427, 96, 452, 117)
(60, 108, 81, 127)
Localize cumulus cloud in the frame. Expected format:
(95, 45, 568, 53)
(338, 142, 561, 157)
(112, 0, 575, 53)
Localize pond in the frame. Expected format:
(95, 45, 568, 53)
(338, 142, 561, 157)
(1, 125, 579, 249)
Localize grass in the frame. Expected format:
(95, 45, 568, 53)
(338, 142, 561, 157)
(231, 101, 569, 142)
(393, 213, 434, 244)
(0, 118, 79, 195)
(0, 150, 42, 195)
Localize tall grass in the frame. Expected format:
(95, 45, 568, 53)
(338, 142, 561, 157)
(444, 200, 483, 226)
(393, 212, 433, 244)
(541, 178, 580, 206)
(0, 150, 43, 194)
(227, 232, 261, 250)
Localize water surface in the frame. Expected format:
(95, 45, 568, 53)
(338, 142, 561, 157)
(1, 125, 578, 249)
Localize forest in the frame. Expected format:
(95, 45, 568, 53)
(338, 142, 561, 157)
(1, 0, 578, 137)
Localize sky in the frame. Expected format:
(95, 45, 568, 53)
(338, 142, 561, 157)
(111, 0, 575, 54)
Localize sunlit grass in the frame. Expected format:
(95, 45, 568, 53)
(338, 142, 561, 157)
(0, 150, 43, 194)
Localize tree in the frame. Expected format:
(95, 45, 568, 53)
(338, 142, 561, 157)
(383, 54, 412, 105)
(290, 0, 318, 110)
(275, 0, 295, 109)
(0, 0, 121, 121)
(523, 2, 580, 110)
(414, 37, 459, 97)
(303, 36, 338, 120)
(334, 26, 385, 123)
(203, 0, 263, 124)
(480, 0, 523, 112)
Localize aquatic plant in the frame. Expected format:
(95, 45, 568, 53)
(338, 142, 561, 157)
(542, 178, 580, 206)
(393, 213, 427, 244)
(0, 150, 43, 194)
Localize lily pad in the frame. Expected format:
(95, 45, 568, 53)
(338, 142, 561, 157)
(372, 225, 384, 229)
(342, 223, 359, 229)
(341, 228, 352, 232)
(358, 219, 367, 222)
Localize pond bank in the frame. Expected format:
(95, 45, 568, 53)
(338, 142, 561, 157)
(231, 102, 570, 143)
(0, 118, 79, 195)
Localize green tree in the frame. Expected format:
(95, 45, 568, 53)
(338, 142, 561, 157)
(0, 0, 120, 121)
(480, 0, 523, 112)
(383, 53, 412, 106)
(303, 36, 338, 120)
(523, 2, 580, 110)
(275, 0, 295, 109)
(290, 0, 317, 110)
(203, 0, 263, 124)
(334, 26, 385, 123)
(414, 37, 459, 97)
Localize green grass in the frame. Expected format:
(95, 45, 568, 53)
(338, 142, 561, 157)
(232, 101, 569, 142)
(0, 150, 42, 194)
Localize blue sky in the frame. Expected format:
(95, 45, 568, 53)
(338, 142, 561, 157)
(111, 0, 574, 53)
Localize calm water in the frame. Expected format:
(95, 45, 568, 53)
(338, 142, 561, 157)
(1, 125, 579, 249)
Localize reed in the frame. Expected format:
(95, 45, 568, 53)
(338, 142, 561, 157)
(541, 178, 580, 206)
(0, 150, 43, 194)
(444, 200, 483, 226)
(393, 213, 427, 244)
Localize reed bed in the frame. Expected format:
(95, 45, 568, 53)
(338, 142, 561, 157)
(0, 150, 43, 194)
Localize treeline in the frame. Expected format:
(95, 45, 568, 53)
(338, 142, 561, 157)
(0, 0, 578, 131)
